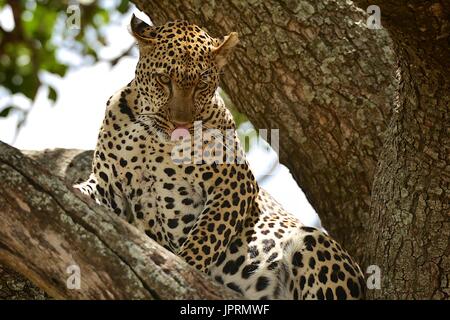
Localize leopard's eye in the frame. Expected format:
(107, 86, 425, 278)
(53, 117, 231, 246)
(197, 80, 209, 90)
(200, 73, 211, 83)
(197, 73, 212, 90)
(158, 74, 171, 85)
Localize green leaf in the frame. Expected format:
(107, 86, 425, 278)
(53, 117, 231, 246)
(48, 85, 57, 102)
(0, 106, 15, 117)
(117, 0, 129, 13)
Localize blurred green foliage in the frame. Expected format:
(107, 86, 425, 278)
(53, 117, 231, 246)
(220, 89, 255, 153)
(0, 0, 130, 125)
(0, 0, 253, 146)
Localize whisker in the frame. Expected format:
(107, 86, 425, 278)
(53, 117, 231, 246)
(137, 113, 158, 117)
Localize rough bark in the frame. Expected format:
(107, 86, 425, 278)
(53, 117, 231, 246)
(132, 0, 397, 265)
(0, 264, 48, 299)
(0, 142, 241, 299)
(352, 0, 450, 299)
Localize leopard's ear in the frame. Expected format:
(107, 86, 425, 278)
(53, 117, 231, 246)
(212, 32, 239, 68)
(130, 14, 157, 44)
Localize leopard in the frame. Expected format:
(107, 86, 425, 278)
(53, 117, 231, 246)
(75, 14, 366, 300)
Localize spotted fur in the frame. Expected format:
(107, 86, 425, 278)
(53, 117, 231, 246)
(75, 15, 365, 300)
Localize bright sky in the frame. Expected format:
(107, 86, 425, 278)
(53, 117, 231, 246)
(0, 5, 320, 228)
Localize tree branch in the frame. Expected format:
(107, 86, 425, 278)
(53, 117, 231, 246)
(0, 141, 241, 299)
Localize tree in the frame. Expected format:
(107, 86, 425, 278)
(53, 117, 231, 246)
(352, 0, 450, 299)
(0, 142, 240, 299)
(0, 0, 448, 299)
(132, 0, 449, 299)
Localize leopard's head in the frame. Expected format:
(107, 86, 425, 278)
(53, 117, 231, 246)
(130, 15, 238, 140)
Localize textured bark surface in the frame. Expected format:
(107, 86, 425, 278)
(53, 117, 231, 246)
(352, 0, 450, 299)
(0, 264, 48, 299)
(0, 143, 240, 299)
(133, 0, 397, 264)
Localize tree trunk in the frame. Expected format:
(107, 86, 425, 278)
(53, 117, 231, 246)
(352, 0, 450, 299)
(133, 0, 450, 299)
(133, 0, 397, 273)
(0, 142, 240, 299)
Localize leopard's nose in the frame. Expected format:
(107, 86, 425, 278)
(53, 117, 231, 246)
(172, 121, 190, 128)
